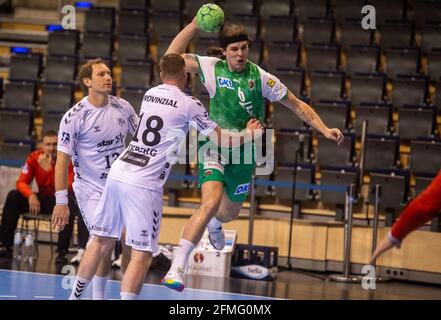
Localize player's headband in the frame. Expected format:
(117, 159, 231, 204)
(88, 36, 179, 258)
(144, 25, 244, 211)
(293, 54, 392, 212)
(219, 34, 252, 49)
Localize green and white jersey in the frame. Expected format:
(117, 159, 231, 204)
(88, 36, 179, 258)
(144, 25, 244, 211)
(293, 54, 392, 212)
(195, 55, 288, 131)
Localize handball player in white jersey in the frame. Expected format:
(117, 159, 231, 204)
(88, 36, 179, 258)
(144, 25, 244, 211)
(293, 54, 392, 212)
(51, 58, 139, 300)
(61, 54, 263, 300)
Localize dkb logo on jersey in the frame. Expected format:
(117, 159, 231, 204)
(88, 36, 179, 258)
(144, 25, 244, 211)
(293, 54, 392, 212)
(234, 183, 250, 195)
(217, 77, 234, 90)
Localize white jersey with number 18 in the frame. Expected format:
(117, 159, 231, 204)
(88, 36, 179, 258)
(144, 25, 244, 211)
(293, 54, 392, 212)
(108, 84, 217, 190)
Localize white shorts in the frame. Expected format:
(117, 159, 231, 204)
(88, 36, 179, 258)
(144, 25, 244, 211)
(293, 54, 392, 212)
(92, 178, 163, 253)
(73, 183, 102, 233)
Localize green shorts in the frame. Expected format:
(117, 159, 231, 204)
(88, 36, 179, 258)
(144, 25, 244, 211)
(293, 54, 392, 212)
(197, 142, 255, 202)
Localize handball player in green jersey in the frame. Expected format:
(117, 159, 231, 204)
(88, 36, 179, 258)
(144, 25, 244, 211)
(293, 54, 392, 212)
(161, 19, 344, 292)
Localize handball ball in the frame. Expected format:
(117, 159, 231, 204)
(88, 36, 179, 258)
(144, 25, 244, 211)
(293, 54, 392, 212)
(196, 3, 225, 33)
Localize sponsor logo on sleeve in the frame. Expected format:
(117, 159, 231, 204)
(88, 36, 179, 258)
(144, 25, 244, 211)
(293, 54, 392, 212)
(217, 77, 234, 90)
(267, 78, 275, 88)
(61, 132, 70, 144)
(22, 163, 29, 174)
(192, 114, 210, 131)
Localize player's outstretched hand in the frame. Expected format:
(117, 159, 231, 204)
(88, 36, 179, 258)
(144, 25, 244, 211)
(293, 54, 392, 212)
(324, 128, 344, 146)
(52, 204, 70, 232)
(370, 236, 395, 265)
(246, 118, 264, 138)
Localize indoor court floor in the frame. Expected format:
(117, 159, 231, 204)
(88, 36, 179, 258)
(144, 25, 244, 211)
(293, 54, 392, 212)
(0, 245, 440, 300)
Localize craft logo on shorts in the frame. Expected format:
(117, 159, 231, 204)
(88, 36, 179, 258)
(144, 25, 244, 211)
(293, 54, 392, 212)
(217, 77, 234, 90)
(248, 80, 255, 90)
(204, 169, 213, 177)
(194, 253, 204, 264)
(234, 183, 251, 195)
(267, 78, 275, 88)
(61, 132, 70, 144)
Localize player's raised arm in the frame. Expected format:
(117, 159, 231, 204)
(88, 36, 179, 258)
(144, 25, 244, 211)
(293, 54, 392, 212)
(279, 90, 344, 145)
(165, 19, 200, 74)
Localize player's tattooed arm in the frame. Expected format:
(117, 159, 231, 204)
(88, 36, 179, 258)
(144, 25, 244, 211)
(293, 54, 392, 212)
(279, 90, 344, 145)
(293, 104, 315, 124)
(279, 91, 326, 129)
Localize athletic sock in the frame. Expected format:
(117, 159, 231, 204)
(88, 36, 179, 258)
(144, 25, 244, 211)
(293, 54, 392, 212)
(121, 292, 138, 300)
(171, 239, 195, 271)
(92, 275, 107, 300)
(69, 276, 90, 300)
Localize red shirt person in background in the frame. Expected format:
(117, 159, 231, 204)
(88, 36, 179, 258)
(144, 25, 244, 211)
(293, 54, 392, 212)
(0, 131, 89, 263)
(371, 171, 441, 263)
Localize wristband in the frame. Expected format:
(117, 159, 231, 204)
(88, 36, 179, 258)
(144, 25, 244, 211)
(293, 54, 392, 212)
(55, 189, 68, 205)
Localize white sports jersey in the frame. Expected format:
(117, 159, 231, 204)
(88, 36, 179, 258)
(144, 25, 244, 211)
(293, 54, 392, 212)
(108, 84, 217, 189)
(57, 95, 139, 193)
